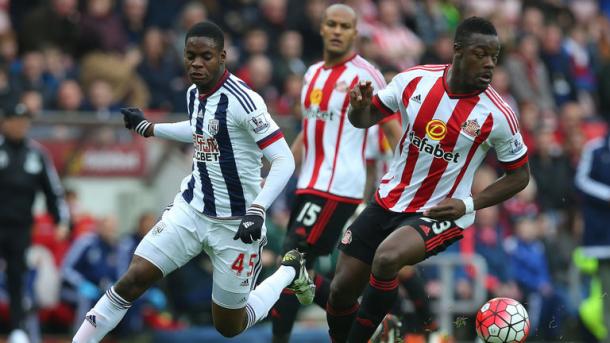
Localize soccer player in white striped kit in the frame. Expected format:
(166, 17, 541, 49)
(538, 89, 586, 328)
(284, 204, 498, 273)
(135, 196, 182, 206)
(270, 4, 402, 343)
(326, 17, 531, 342)
(72, 21, 314, 342)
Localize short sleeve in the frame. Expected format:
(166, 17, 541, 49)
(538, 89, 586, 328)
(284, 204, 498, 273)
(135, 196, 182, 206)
(239, 92, 283, 149)
(490, 119, 528, 170)
(372, 75, 402, 117)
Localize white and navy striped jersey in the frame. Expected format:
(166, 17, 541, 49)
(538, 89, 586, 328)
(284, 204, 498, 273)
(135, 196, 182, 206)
(180, 71, 284, 218)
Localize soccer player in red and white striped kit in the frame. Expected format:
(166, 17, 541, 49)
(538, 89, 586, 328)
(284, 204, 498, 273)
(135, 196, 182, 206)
(271, 4, 402, 343)
(326, 17, 531, 342)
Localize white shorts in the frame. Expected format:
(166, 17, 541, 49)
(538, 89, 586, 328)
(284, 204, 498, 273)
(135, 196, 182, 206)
(134, 193, 266, 309)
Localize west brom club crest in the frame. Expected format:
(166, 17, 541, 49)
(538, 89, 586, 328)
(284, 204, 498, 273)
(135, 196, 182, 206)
(208, 118, 219, 136)
(461, 119, 481, 137)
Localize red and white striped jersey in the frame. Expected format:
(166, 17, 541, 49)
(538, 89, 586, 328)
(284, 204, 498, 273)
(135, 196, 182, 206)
(372, 64, 528, 213)
(298, 54, 393, 203)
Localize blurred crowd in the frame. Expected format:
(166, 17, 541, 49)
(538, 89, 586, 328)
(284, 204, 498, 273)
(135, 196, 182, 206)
(0, 0, 610, 341)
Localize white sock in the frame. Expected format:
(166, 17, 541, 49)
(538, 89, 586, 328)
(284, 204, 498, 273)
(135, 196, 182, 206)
(72, 287, 131, 343)
(245, 265, 295, 329)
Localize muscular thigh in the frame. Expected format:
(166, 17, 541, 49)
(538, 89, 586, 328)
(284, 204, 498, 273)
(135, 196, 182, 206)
(204, 218, 266, 310)
(134, 202, 204, 277)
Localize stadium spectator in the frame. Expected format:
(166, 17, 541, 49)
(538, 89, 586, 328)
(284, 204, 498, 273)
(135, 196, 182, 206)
(19, 0, 81, 56)
(19, 90, 43, 116)
(239, 27, 270, 65)
(540, 23, 578, 107)
(82, 79, 123, 120)
(54, 79, 85, 112)
(272, 31, 306, 90)
(419, 32, 454, 65)
(369, 0, 424, 70)
(529, 128, 575, 216)
(136, 27, 183, 111)
(171, 1, 207, 59)
(505, 217, 565, 340)
(291, 0, 325, 63)
(10, 50, 58, 108)
(0, 100, 69, 342)
(0, 31, 18, 69)
(121, 0, 150, 46)
(504, 34, 556, 111)
(61, 215, 120, 331)
(575, 129, 610, 342)
(80, 0, 129, 54)
(79, 50, 150, 109)
(467, 206, 513, 292)
(258, 0, 288, 53)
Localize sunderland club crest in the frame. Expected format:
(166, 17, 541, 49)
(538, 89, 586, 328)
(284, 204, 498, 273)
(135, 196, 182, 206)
(208, 118, 219, 136)
(461, 119, 481, 138)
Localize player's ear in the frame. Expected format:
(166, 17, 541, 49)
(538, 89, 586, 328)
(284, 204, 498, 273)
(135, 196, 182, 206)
(220, 49, 226, 64)
(453, 42, 463, 58)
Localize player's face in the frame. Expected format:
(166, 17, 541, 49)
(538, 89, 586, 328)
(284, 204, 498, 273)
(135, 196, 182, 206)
(320, 9, 357, 57)
(458, 33, 500, 89)
(184, 36, 226, 90)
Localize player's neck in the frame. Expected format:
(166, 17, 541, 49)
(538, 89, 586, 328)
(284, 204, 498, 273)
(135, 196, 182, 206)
(446, 65, 483, 95)
(197, 66, 227, 94)
(323, 51, 355, 68)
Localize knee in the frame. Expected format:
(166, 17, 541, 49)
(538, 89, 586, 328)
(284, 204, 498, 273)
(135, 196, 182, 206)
(115, 262, 160, 300)
(214, 323, 242, 338)
(372, 249, 402, 277)
(328, 278, 356, 308)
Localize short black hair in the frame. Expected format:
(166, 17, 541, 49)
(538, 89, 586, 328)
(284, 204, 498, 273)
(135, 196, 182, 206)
(454, 16, 497, 46)
(185, 21, 224, 49)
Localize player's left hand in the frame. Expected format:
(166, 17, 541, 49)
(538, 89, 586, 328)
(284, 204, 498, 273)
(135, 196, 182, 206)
(423, 198, 466, 221)
(234, 205, 265, 244)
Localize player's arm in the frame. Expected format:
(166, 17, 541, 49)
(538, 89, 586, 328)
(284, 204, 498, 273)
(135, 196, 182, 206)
(379, 117, 402, 150)
(290, 131, 304, 170)
(234, 134, 295, 244)
(469, 163, 530, 210)
(424, 163, 530, 221)
(121, 107, 192, 143)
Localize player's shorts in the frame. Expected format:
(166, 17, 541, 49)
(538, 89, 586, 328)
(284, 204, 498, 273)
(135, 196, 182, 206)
(134, 193, 266, 309)
(339, 200, 470, 265)
(282, 194, 359, 267)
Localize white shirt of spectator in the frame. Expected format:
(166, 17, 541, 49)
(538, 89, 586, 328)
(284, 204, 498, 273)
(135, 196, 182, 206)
(372, 64, 528, 214)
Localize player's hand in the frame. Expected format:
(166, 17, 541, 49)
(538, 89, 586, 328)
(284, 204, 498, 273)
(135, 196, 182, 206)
(121, 107, 152, 137)
(234, 205, 265, 244)
(349, 80, 373, 110)
(423, 198, 466, 221)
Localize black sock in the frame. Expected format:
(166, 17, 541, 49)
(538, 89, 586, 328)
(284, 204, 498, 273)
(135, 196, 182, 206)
(313, 274, 330, 308)
(347, 274, 399, 343)
(271, 289, 301, 338)
(326, 301, 359, 343)
(401, 272, 437, 332)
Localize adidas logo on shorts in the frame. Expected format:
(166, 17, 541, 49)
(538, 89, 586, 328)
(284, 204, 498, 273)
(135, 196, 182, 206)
(240, 279, 250, 287)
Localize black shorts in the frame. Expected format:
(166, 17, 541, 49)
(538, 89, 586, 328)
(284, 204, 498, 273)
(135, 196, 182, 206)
(282, 194, 359, 264)
(339, 200, 465, 265)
